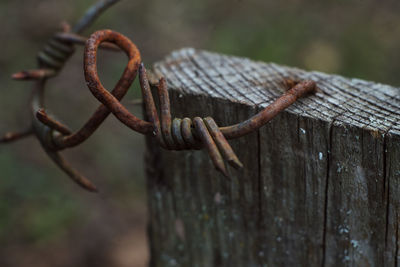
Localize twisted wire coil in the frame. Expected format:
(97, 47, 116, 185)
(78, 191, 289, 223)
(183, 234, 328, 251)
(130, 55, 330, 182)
(83, 30, 316, 177)
(2, 28, 316, 192)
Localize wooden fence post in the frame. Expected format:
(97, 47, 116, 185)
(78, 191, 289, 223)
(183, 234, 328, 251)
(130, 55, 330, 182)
(145, 48, 400, 267)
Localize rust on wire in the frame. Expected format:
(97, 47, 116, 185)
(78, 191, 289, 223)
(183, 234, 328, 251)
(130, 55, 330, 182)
(54, 32, 120, 51)
(0, 129, 33, 143)
(36, 109, 72, 135)
(82, 29, 317, 178)
(219, 80, 316, 139)
(1, 0, 123, 192)
(2, 0, 316, 191)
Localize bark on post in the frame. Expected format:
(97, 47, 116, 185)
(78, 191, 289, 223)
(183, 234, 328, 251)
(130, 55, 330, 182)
(146, 48, 400, 267)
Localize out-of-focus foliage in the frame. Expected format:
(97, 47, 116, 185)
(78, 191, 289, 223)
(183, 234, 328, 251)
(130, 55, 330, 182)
(0, 0, 399, 266)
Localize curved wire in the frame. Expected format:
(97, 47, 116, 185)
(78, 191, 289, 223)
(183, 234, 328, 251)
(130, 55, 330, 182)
(2, 20, 316, 191)
(219, 80, 316, 139)
(51, 30, 145, 149)
(83, 30, 153, 135)
(82, 29, 317, 177)
(2, 1, 123, 192)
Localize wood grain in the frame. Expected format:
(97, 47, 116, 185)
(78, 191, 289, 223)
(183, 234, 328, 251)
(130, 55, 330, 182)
(146, 48, 400, 266)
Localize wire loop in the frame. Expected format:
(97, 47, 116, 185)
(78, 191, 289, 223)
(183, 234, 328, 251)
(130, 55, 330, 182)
(82, 30, 317, 178)
(2, 19, 316, 191)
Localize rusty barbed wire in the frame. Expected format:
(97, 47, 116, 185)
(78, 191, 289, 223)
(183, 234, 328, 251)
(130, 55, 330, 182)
(2, 2, 316, 191)
(83, 30, 316, 177)
(1, 0, 122, 192)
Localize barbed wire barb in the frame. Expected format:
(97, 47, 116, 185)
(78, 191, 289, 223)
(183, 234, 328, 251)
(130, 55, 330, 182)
(2, 0, 316, 190)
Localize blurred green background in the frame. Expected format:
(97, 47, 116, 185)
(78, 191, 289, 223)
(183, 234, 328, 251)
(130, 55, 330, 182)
(1, 0, 399, 266)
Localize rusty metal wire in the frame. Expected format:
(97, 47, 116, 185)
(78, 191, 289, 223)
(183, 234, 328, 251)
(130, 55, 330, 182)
(83, 30, 317, 178)
(2, 2, 316, 191)
(73, 0, 120, 34)
(1, 0, 122, 192)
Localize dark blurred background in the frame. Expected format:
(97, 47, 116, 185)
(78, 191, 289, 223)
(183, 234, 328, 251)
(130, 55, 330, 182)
(0, 0, 399, 266)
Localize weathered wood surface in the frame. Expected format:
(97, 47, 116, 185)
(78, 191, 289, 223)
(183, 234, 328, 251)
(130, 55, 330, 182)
(145, 48, 400, 267)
